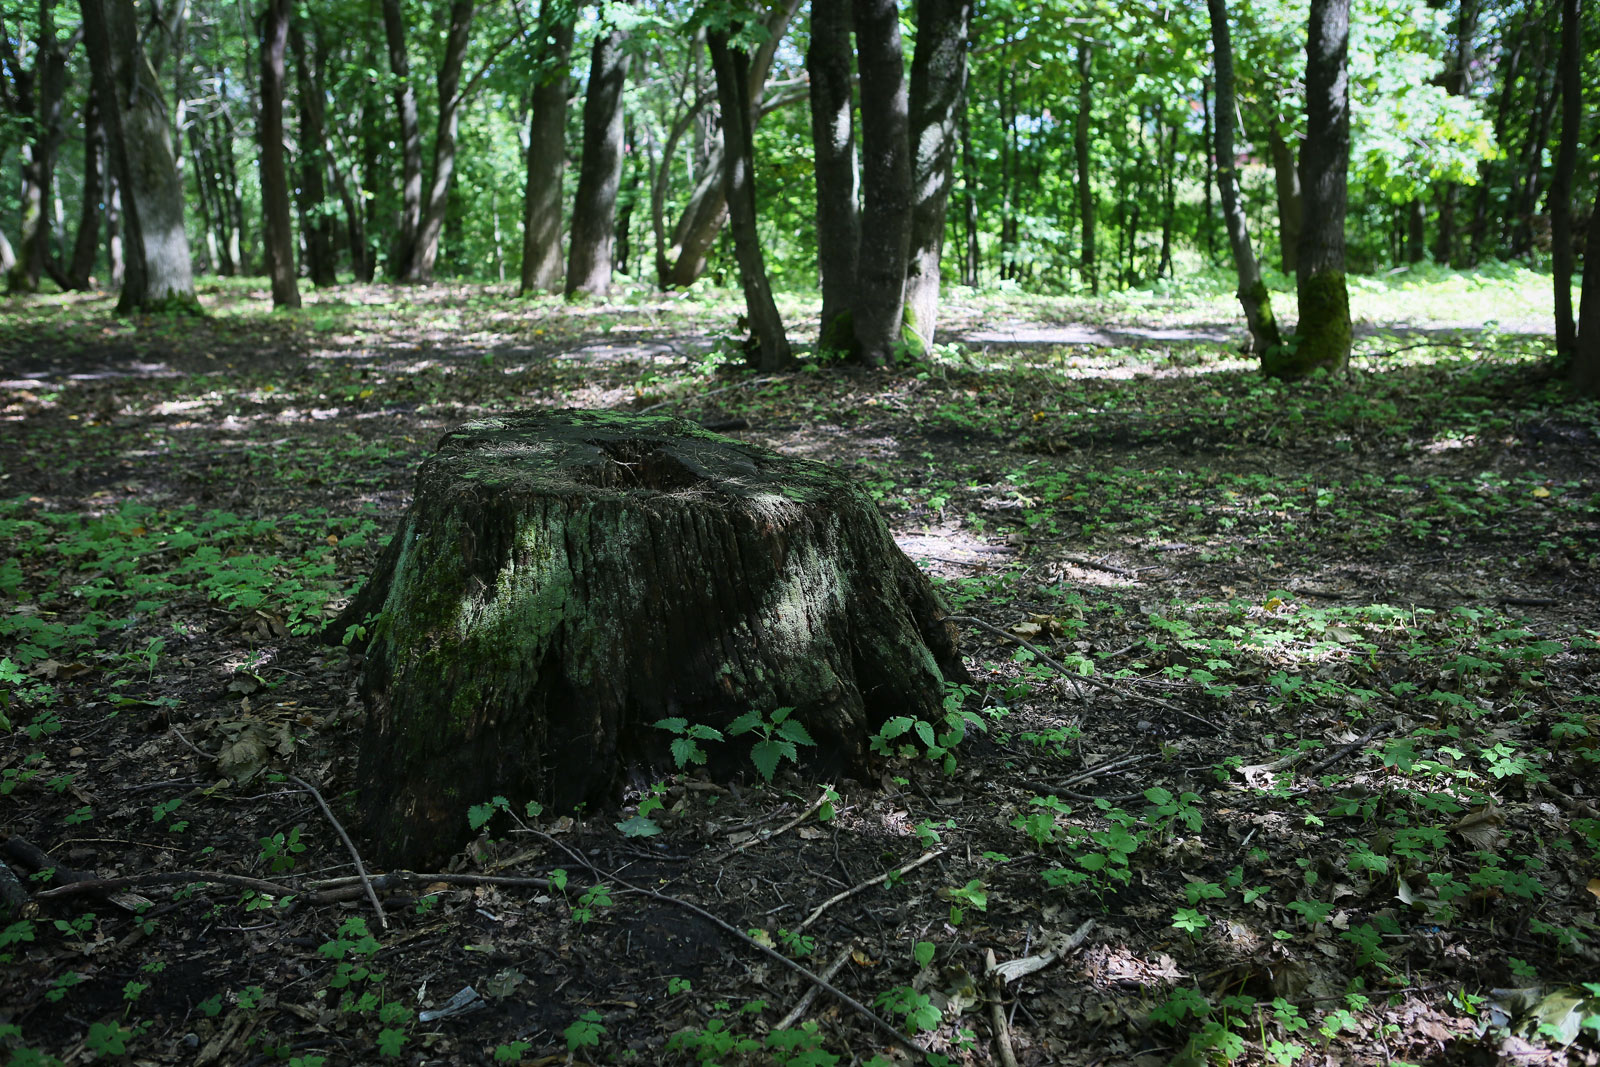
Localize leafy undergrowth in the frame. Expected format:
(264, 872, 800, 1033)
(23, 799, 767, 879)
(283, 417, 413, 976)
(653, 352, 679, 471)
(1, 278, 1598, 1067)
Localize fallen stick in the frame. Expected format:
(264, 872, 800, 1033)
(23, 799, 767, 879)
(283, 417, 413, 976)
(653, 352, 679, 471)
(288, 774, 387, 931)
(798, 848, 946, 932)
(775, 940, 856, 1030)
(721, 788, 830, 857)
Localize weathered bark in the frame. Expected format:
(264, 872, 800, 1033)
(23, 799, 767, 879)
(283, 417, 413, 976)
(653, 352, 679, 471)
(339, 410, 967, 868)
(851, 0, 912, 366)
(1279, 0, 1351, 377)
(707, 30, 791, 370)
(1550, 0, 1579, 357)
(380, 0, 423, 278)
(1572, 198, 1600, 395)
(660, 0, 802, 289)
(1207, 0, 1282, 357)
(80, 0, 198, 313)
(406, 0, 473, 282)
(519, 0, 574, 294)
(1074, 40, 1095, 293)
(65, 89, 103, 288)
(1267, 125, 1301, 274)
(902, 0, 970, 355)
(565, 19, 629, 299)
(258, 0, 300, 308)
(291, 22, 337, 286)
(808, 0, 857, 350)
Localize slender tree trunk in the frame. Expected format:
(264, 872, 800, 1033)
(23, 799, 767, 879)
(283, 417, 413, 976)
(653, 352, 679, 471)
(998, 37, 1014, 281)
(1572, 198, 1600, 394)
(1550, 0, 1579, 356)
(106, 176, 123, 285)
(661, 0, 801, 288)
(355, 60, 381, 282)
(519, 0, 573, 294)
(1206, 0, 1281, 356)
(381, 0, 423, 278)
(901, 0, 970, 354)
(1511, 28, 1555, 257)
(1074, 40, 1095, 294)
(1281, 0, 1352, 376)
(80, 0, 198, 313)
(808, 0, 858, 350)
(1407, 198, 1426, 263)
(1432, 0, 1476, 266)
(850, 0, 912, 365)
(1434, 184, 1458, 266)
(407, 0, 473, 282)
(65, 89, 104, 288)
(0, 227, 14, 275)
(1158, 116, 1177, 278)
(565, 19, 629, 298)
(707, 30, 791, 370)
(5, 0, 70, 293)
(291, 23, 337, 286)
(218, 107, 248, 271)
(1267, 125, 1302, 273)
(960, 96, 978, 287)
(189, 123, 220, 275)
(259, 0, 300, 308)
(1201, 73, 1216, 260)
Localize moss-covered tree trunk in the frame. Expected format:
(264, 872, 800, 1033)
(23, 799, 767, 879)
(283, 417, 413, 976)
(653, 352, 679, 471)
(334, 411, 966, 868)
(1275, 0, 1352, 377)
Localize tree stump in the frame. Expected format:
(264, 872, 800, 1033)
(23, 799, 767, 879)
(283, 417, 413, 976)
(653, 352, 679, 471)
(337, 409, 966, 867)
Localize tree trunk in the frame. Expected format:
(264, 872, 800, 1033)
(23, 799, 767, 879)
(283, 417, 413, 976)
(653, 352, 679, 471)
(1280, 0, 1351, 377)
(406, 0, 473, 282)
(1074, 40, 1095, 294)
(291, 23, 337, 286)
(1406, 198, 1425, 263)
(381, 0, 423, 278)
(707, 30, 791, 370)
(565, 19, 629, 299)
(1572, 198, 1600, 395)
(80, 0, 198, 313)
(1550, 0, 1579, 357)
(1207, 0, 1282, 357)
(1200, 73, 1216, 259)
(1434, 184, 1457, 266)
(960, 96, 978, 287)
(660, 0, 802, 289)
(105, 176, 123, 285)
(335, 410, 967, 869)
(902, 0, 970, 356)
(519, 0, 573, 295)
(851, 0, 912, 366)
(65, 88, 104, 289)
(808, 0, 858, 351)
(1267, 125, 1301, 273)
(5, 0, 71, 293)
(1158, 115, 1177, 278)
(1511, 25, 1555, 258)
(259, 0, 300, 308)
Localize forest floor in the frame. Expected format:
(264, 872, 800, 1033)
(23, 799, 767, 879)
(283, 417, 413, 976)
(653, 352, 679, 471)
(0, 266, 1597, 1067)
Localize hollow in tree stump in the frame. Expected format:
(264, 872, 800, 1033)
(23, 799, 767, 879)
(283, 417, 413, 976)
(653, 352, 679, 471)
(335, 409, 966, 867)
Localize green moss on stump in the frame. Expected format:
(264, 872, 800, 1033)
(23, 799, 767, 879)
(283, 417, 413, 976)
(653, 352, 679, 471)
(344, 409, 967, 868)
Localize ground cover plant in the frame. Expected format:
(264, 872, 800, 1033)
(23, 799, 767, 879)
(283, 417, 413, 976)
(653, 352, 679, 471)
(1, 271, 1599, 1066)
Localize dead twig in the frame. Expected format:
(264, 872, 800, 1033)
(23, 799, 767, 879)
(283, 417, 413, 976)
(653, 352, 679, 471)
(1053, 753, 1154, 791)
(36, 870, 303, 901)
(775, 939, 856, 1030)
(721, 788, 830, 857)
(1302, 721, 1386, 778)
(798, 848, 947, 932)
(986, 949, 1021, 1067)
(287, 775, 387, 930)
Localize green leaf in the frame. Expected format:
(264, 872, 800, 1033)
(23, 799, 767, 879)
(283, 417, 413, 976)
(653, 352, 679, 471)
(777, 719, 816, 746)
(654, 717, 689, 735)
(914, 720, 936, 748)
(670, 737, 705, 767)
(727, 710, 763, 736)
(879, 716, 915, 740)
(750, 739, 793, 781)
(615, 815, 661, 838)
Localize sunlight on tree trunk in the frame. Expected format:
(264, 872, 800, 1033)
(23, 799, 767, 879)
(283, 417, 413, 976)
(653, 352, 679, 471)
(407, 0, 474, 283)
(520, 0, 573, 295)
(808, 0, 858, 353)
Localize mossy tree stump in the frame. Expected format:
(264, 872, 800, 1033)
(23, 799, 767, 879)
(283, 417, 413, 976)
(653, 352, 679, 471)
(336, 409, 966, 867)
